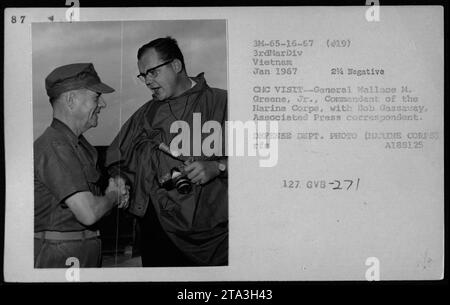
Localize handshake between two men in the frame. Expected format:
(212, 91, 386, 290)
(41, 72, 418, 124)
(108, 157, 224, 210)
(106, 176, 130, 210)
(34, 36, 228, 268)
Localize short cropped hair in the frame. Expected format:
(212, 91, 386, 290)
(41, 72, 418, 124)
(49, 92, 64, 106)
(137, 36, 186, 72)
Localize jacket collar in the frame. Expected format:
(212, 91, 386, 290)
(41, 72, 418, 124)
(165, 72, 207, 101)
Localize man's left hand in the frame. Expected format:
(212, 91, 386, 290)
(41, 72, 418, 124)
(184, 161, 220, 185)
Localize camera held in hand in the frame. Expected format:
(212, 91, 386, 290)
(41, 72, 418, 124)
(159, 165, 192, 194)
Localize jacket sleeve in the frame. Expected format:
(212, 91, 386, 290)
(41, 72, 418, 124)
(105, 101, 165, 217)
(105, 102, 149, 185)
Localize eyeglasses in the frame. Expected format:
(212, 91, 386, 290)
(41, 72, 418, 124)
(137, 59, 174, 82)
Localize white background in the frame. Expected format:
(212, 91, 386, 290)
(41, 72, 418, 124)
(4, 6, 444, 281)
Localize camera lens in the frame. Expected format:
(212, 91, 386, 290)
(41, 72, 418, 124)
(175, 177, 192, 194)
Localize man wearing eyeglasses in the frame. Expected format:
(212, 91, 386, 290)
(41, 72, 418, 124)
(106, 37, 228, 266)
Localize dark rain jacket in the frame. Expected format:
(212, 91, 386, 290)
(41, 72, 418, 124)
(106, 73, 228, 265)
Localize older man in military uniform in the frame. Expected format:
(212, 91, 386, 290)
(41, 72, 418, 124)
(34, 63, 128, 268)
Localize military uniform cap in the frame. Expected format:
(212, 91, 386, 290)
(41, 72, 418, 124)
(45, 63, 114, 98)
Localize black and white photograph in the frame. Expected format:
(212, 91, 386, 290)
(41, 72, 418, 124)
(32, 20, 228, 268)
(2, 5, 445, 285)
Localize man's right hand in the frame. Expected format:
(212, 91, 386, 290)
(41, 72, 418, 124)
(65, 177, 130, 226)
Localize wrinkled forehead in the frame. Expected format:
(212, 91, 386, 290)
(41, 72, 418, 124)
(137, 48, 162, 71)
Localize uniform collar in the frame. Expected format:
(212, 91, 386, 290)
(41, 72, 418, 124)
(51, 118, 97, 164)
(51, 118, 81, 145)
